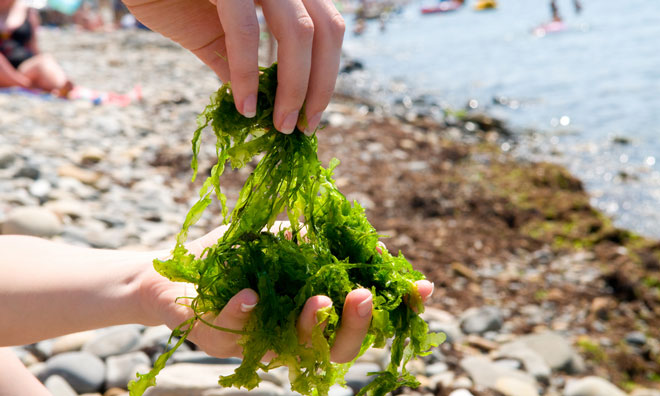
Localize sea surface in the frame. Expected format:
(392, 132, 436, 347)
(341, 0, 660, 238)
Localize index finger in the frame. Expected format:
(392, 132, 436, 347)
(216, 0, 260, 118)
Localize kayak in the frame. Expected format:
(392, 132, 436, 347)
(474, 0, 497, 10)
(421, 1, 462, 14)
(533, 20, 566, 36)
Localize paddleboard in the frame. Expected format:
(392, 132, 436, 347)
(533, 20, 566, 37)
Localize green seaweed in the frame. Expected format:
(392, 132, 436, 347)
(128, 64, 444, 396)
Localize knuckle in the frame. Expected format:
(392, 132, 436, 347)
(293, 14, 315, 44)
(326, 13, 346, 41)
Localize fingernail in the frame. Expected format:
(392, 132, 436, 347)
(303, 112, 322, 136)
(242, 94, 257, 118)
(279, 111, 299, 134)
(357, 294, 373, 318)
(240, 302, 257, 312)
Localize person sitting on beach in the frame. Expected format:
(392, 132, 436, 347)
(0, 0, 73, 96)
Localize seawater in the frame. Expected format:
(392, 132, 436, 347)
(342, 0, 660, 238)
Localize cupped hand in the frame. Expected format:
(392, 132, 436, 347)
(123, 0, 345, 134)
(140, 224, 433, 363)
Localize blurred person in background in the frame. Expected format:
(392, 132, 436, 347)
(0, 0, 72, 95)
(550, 0, 582, 22)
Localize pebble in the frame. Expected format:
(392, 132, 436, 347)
(425, 361, 449, 376)
(630, 389, 660, 396)
(460, 306, 503, 334)
(496, 340, 552, 383)
(516, 332, 577, 372)
(51, 330, 97, 355)
(139, 363, 240, 396)
(563, 376, 626, 396)
(139, 325, 175, 351)
(45, 199, 90, 219)
(11, 345, 40, 366)
(452, 376, 474, 389)
(494, 376, 540, 396)
(625, 331, 647, 346)
(104, 388, 129, 396)
(38, 351, 106, 394)
(427, 320, 463, 344)
(171, 350, 242, 366)
(28, 361, 48, 378)
(14, 164, 40, 179)
(105, 351, 152, 389)
(45, 374, 78, 396)
(58, 164, 102, 186)
(494, 358, 523, 371)
(200, 381, 287, 396)
(0, 147, 17, 168)
(328, 385, 355, 396)
(448, 389, 475, 396)
(29, 179, 52, 202)
(344, 363, 381, 392)
(1, 206, 62, 237)
(82, 325, 142, 359)
(428, 371, 455, 389)
(459, 356, 537, 389)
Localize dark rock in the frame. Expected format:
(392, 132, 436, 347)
(14, 165, 40, 179)
(625, 331, 647, 347)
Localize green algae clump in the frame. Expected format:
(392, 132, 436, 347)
(128, 64, 444, 396)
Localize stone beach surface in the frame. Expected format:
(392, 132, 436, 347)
(2, 29, 660, 396)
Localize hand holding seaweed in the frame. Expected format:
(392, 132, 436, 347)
(129, 64, 444, 396)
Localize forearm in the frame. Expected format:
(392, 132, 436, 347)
(0, 55, 30, 88)
(0, 236, 164, 346)
(0, 348, 51, 396)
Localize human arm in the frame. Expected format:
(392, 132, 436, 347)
(0, 235, 161, 345)
(122, 0, 345, 134)
(0, 232, 433, 360)
(0, 348, 52, 396)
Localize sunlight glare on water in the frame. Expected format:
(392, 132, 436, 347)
(342, 0, 660, 237)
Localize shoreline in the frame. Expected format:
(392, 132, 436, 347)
(1, 29, 659, 395)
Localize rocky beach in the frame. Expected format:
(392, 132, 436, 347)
(1, 29, 660, 396)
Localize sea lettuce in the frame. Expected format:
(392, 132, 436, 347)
(128, 64, 444, 396)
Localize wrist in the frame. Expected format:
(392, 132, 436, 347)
(131, 250, 171, 326)
(134, 250, 193, 329)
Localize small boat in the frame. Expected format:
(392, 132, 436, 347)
(474, 0, 497, 11)
(421, 1, 462, 14)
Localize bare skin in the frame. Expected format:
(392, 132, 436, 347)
(0, 228, 433, 393)
(123, 0, 346, 135)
